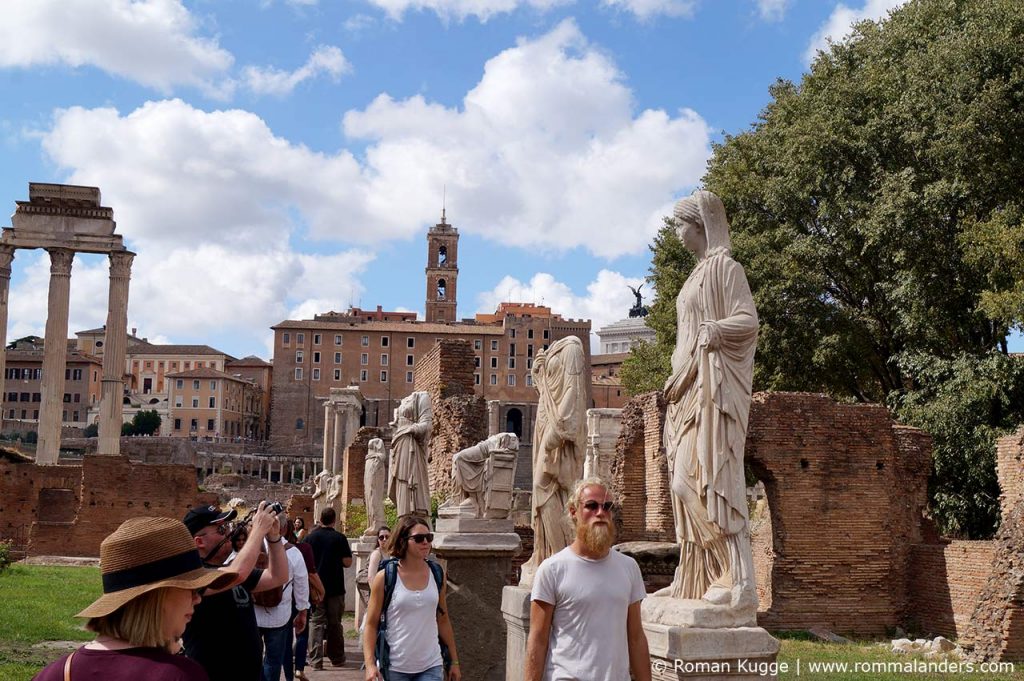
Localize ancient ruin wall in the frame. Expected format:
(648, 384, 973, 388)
(1, 459, 82, 556)
(339, 426, 385, 531)
(414, 340, 487, 499)
(909, 541, 996, 638)
(611, 392, 673, 542)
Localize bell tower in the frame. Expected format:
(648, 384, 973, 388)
(425, 208, 458, 323)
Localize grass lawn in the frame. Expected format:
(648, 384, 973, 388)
(0, 564, 99, 681)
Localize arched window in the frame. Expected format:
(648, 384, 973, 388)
(438, 245, 447, 264)
(506, 407, 523, 437)
(437, 278, 447, 300)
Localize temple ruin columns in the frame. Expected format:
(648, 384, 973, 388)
(331, 407, 344, 473)
(36, 249, 74, 465)
(97, 251, 134, 456)
(323, 402, 335, 473)
(0, 247, 14, 433)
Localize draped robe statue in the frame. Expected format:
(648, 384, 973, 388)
(364, 437, 388, 535)
(387, 391, 433, 519)
(658, 189, 759, 611)
(519, 335, 587, 586)
(447, 432, 520, 518)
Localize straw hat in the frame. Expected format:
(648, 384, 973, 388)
(77, 517, 235, 618)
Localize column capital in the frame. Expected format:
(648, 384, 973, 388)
(109, 250, 134, 278)
(48, 248, 74, 275)
(0, 245, 14, 276)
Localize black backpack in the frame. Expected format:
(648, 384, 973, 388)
(374, 558, 452, 679)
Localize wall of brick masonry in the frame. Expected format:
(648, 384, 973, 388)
(62, 436, 198, 465)
(286, 493, 315, 538)
(339, 427, 385, 531)
(26, 455, 206, 557)
(611, 391, 674, 542)
(413, 340, 488, 500)
(1, 459, 82, 556)
(908, 541, 996, 638)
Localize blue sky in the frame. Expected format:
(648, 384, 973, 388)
(0, 0, 942, 360)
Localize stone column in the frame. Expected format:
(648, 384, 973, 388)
(0, 246, 15, 434)
(98, 251, 133, 456)
(322, 402, 335, 473)
(332, 408, 344, 473)
(37, 249, 74, 465)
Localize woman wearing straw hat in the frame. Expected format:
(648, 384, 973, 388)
(33, 516, 235, 681)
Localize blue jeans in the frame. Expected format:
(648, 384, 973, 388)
(293, 608, 309, 672)
(261, 622, 292, 681)
(389, 666, 444, 681)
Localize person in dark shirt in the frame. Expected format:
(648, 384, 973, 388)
(34, 517, 235, 681)
(181, 502, 288, 681)
(303, 507, 353, 669)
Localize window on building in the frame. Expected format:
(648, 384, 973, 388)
(312, 368, 321, 381)
(474, 374, 481, 385)
(543, 344, 549, 351)
(474, 339, 482, 350)
(32, 409, 38, 419)
(313, 333, 321, 345)
(191, 379, 199, 390)
(32, 393, 40, 402)
(528, 328, 534, 339)
(490, 374, 497, 385)
(175, 379, 183, 389)
(297, 333, 305, 344)
(407, 337, 415, 348)
(73, 369, 82, 381)
(380, 370, 388, 382)
(5, 392, 15, 401)
(209, 396, 216, 408)
(174, 418, 182, 430)
(295, 418, 304, 430)
(313, 351, 321, 364)
(283, 332, 291, 345)
(406, 371, 414, 383)
(508, 375, 516, 386)
(509, 343, 516, 356)
(192, 398, 199, 408)
(508, 358, 516, 369)
(334, 369, 341, 381)
(6, 409, 12, 419)
(61, 410, 66, 421)
(527, 344, 534, 357)
(329, 352, 339, 364)
(210, 380, 216, 391)
(490, 357, 498, 369)
(294, 368, 303, 380)
(381, 354, 388, 366)
(360, 353, 368, 365)
(175, 396, 183, 408)
(73, 393, 80, 403)
(207, 419, 215, 431)
(360, 370, 368, 382)
(491, 340, 499, 351)
(381, 336, 390, 347)
(33, 368, 41, 380)
(543, 329, 550, 339)
(184, 362, 191, 370)
(145, 361, 152, 370)
(527, 358, 533, 369)
(296, 351, 304, 364)
(406, 354, 414, 366)
(62, 393, 70, 403)
(361, 335, 369, 346)
(335, 334, 342, 345)
(526, 374, 533, 387)
(474, 357, 480, 368)
(510, 328, 517, 339)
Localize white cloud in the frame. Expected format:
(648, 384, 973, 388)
(243, 45, 351, 97)
(343, 19, 711, 257)
(362, 0, 570, 22)
(344, 14, 378, 32)
(805, 0, 909, 63)
(476, 270, 648, 343)
(0, 0, 233, 94)
(755, 0, 789, 22)
(600, 0, 696, 20)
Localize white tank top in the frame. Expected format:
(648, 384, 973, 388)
(384, 570, 443, 673)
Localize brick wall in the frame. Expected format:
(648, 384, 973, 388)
(997, 429, 1024, 510)
(414, 340, 488, 499)
(909, 541, 996, 638)
(611, 392, 673, 542)
(339, 427, 385, 530)
(26, 455, 206, 557)
(0, 459, 81, 556)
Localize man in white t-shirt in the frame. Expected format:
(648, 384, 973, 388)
(525, 478, 651, 681)
(255, 514, 309, 681)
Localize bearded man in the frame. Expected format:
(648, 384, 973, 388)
(525, 479, 651, 681)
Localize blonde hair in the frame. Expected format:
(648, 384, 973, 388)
(567, 477, 612, 519)
(86, 587, 174, 651)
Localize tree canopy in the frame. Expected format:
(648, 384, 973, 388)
(622, 0, 1024, 538)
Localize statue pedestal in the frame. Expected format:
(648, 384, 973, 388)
(642, 598, 780, 680)
(433, 519, 520, 681)
(501, 585, 531, 681)
(351, 536, 377, 627)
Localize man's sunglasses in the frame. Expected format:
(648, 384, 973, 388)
(409, 533, 434, 544)
(582, 501, 614, 512)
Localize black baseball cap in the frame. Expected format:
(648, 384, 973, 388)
(183, 505, 237, 536)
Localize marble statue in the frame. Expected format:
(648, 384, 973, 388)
(311, 469, 331, 522)
(326, 473, 344, 518)
(519, 335, 587, 585)
(364, 437, 388, 535)
(658, 189, 758, 611)
(387, 391, 433, 519)
(445, 432, 520, 519)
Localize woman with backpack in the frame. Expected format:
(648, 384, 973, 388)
(362, 516, 461, 681)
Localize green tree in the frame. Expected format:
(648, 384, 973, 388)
(131, 410, 162, 436)
(83, 423, 98, 438)
(629, 0, 1024, 537)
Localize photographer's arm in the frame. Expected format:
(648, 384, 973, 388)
(204, 502, 277, 594)
(254, 529, 288, 591)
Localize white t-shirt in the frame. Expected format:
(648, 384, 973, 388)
(531, 546, 647, 681)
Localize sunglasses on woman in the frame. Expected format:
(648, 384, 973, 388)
(409, 533, 434, 544)
(582, 500, 614, 512)
(378, 534, 390, 542)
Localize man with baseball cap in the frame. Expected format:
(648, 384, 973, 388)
(181, 501, 287, 681)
